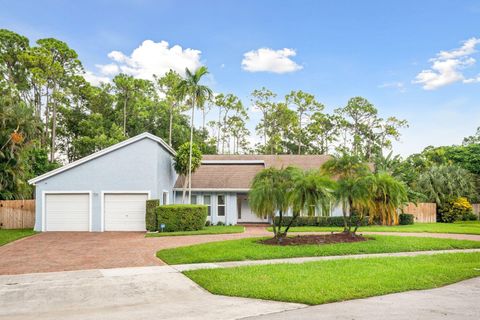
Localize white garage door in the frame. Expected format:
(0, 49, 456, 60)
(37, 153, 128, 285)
(104, 193, 148, 231)
(45, 193, 90, 231)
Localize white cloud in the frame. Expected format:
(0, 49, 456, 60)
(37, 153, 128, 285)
(413, 37, 480, 90)
(241, 48, 302, 73)
(83, 70, 110, 86)
(84, 40, 203, 85)
(378, 81, 406, 92)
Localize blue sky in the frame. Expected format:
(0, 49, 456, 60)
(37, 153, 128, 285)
(2, 0, 480, 156)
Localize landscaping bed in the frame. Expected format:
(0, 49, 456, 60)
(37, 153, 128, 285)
(184, 252, 480, 305)
(146, 225, 244, 237)
(260, 233, 368, 245)
(0, 229, 36, 246)
(157, 235, 480, 264)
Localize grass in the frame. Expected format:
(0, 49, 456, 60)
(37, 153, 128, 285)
(156, 235, 480, 264)
(267, 221, 480, 235)
(145, 225, 244, 237)
(184, 252, 480, 305)
(0, 229, 36, 246)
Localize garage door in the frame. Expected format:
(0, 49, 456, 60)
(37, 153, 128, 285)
(104, 193, 148, 231)
(45, 193, 90, 231)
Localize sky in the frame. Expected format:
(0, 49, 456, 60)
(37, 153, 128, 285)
(2, 0, 480, 156)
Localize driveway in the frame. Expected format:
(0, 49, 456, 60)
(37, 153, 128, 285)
(0, 227, 269, 275)
(1, 227, 480, 275)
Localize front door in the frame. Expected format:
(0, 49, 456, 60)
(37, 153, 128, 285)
(237, 194, 268, 223)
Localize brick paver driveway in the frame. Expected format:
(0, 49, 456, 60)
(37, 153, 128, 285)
(2, 227, 480, 275)
(0, 227, 270, 275)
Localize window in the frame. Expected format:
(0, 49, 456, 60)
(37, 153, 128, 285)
(217, 195, 225, 216)
(162, 191, 169, 205)
(204, 195, 211, 216)
(191, 195, 197, 204)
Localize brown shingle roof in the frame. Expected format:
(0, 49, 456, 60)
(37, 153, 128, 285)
(174, 154, 332, 190)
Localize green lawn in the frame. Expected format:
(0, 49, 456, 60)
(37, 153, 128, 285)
(157, 235, 480, 264)
(268, 221, 480, 235)
(146, 225, 244, 237)
(185, 252, 480, 305)
(0, 229, 36, 246)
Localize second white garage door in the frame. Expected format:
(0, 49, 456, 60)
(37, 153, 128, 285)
(104, 193, 148, 231)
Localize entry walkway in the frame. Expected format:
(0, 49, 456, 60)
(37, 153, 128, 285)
(172, 248, 480, 272)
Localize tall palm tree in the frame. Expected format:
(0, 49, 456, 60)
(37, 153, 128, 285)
(176, 67, 213, 203)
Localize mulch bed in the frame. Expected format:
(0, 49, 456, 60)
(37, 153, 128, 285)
(259, 233, 369, 246)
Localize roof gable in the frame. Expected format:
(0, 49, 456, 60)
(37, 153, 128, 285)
(29, 132, 175, 185)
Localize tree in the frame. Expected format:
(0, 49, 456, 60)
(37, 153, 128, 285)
(285, 90, 324, 154)
(155, 70, 183, 146)
(214, 93, 246, 153)
(176, 66, 213, 203)
(364, 172, 408, 226)
(264, 102, 298, 154)
(173, 142, 202, 203)
(251, 87, 276, 152)
(322, 154, 371, 234)
(414, 165, 478, 209)
(307, 112, 338, 154)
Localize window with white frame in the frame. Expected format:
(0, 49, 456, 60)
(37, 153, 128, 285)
(191, 194, 197, 204)
(204, 195, 211, 216)
(217, 194, 225, 216)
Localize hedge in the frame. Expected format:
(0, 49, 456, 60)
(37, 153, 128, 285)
(273, 216, 369, 227)
(146, 199, 160, 231)
(156, 205, 208, 232)
(399, 213, 414, 225)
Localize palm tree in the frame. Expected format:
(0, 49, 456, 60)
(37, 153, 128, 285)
(287, 170, 336, 233)
(176, 67, 213, 203)
(364, 172, 408, 225)
(249, 167, 298, 241)
(249, 167, 336, 242)
(321, 154, 370, 234)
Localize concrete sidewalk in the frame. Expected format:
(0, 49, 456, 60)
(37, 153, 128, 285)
(172, 248, 480, 271)
(0, 266, 304, 320)
(244, 277, 480, 320)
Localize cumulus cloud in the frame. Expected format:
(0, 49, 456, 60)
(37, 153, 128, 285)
(84, 40, 203, 85)
(83, 70, 110, 86)
(413, 37, 480, 90)
(241, 48, 302, 73)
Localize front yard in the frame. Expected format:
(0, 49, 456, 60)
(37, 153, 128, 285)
(156, 235, 480, 264)
(145, 225, 244, 237)
(268, 221, 480, 235)
(185, 252, 480, 305)
(0, 229, 36, 246)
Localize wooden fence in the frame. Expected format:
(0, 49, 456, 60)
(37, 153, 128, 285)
(472, 204, 480, 218)
(0, 200, 35, 229)
(402, 202, 436, 223)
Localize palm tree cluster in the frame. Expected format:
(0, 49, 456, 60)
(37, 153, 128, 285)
(249, 154, 409, 242)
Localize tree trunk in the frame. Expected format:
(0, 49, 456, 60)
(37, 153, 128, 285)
(44, 87, 50, 146)
(50, 100, 56, 162)
(182, 176, 188, 204)
(123, 94, 128, 136)
(188, 100, 195, 204)
(168, 104, 173, 146)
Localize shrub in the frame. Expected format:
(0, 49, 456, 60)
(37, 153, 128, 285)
(399, 213, 414, 225)
(146, 199, 160, 231)
(274, 216, 369, 227)
(439, 197, 473, 223)
(205, 220, 211, 227)
(156, 205, 208, 232)
(216, 221, 225, 226)
(462, 212, 478, 221)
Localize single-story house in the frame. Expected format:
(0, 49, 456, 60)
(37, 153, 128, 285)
(29, 132, 340, 232)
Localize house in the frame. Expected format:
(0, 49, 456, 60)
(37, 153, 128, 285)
(29, 132, 337, 232)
